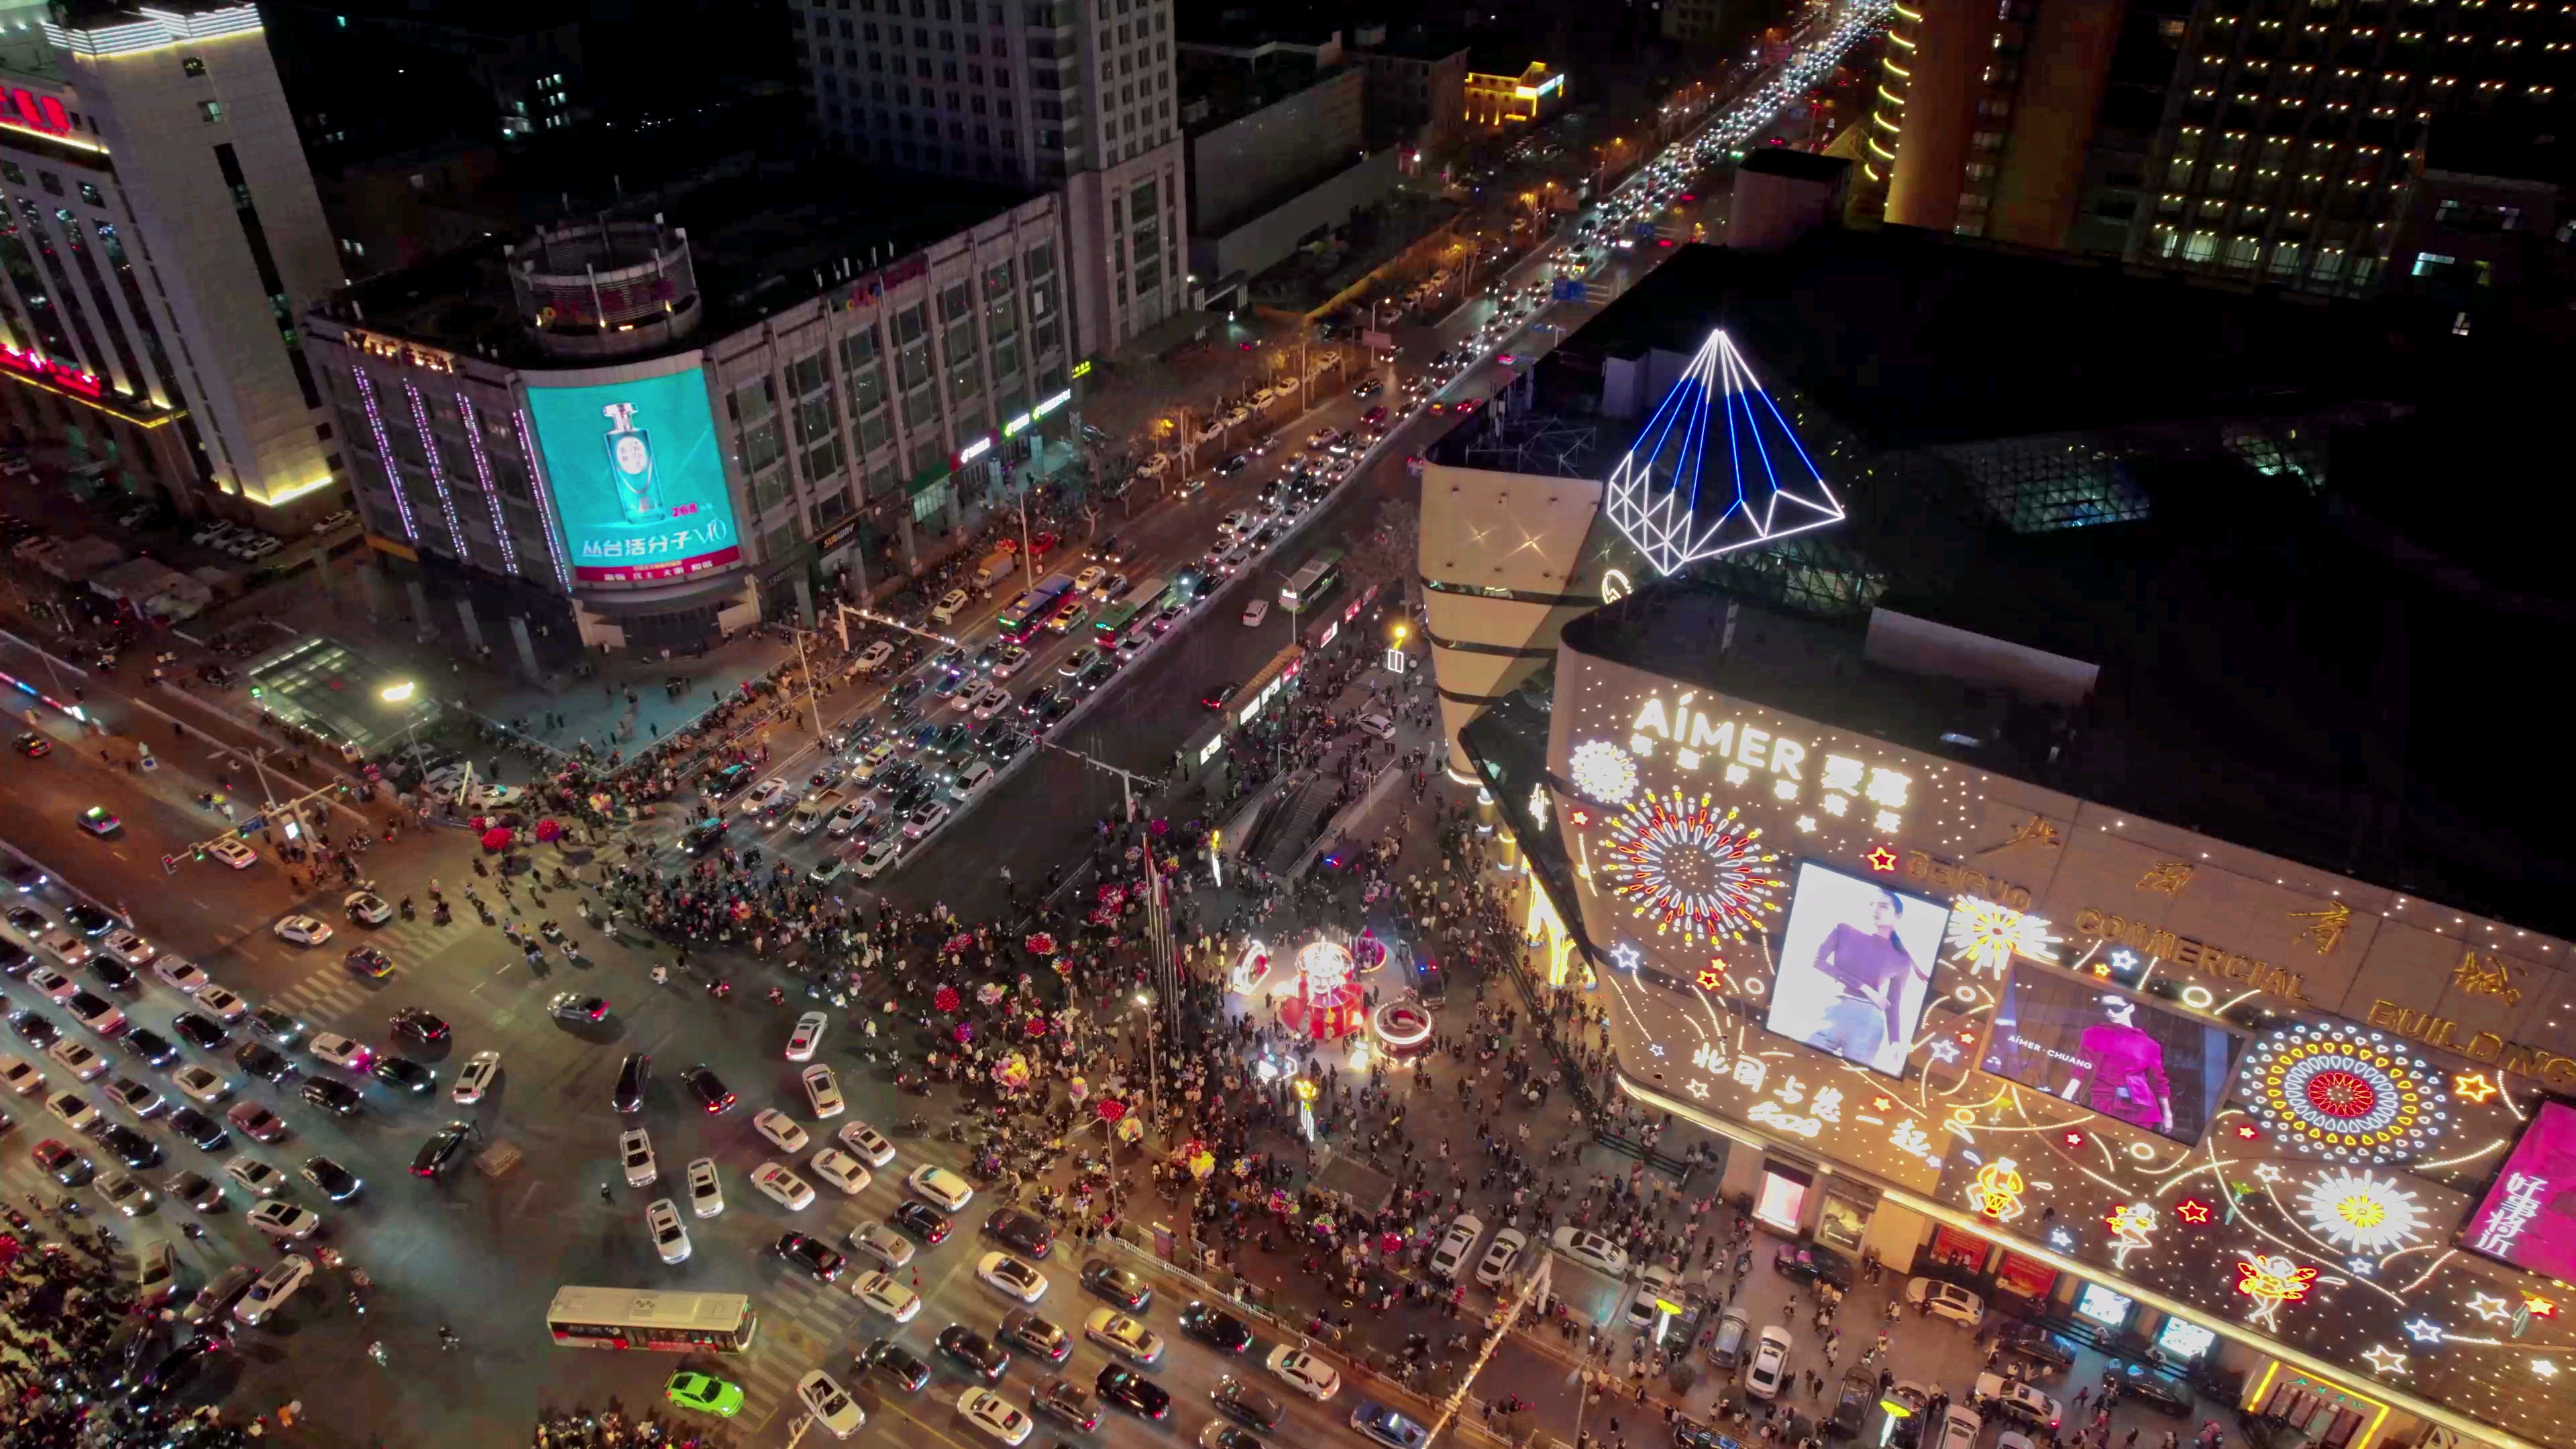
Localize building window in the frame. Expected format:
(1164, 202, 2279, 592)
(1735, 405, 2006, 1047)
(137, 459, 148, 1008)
(200, 101, 224, 123)
(182, 56, 206, 77)
(2410, 250, 2456, 276)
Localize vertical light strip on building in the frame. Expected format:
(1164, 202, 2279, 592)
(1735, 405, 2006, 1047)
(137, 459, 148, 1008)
(455, 395, 520, 576)
(1868, 1, 1922, 180)
(401, 381, 470, 564)
(348, 366, 419, 543)
(514, 408, 575, 593)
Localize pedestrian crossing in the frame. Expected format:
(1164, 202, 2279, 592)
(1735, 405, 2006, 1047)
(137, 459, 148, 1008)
(731, 1195, 904, 1422)
(260, 914, 460, 1026)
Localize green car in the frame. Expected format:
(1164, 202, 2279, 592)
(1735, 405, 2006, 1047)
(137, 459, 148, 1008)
(665, 1371, 745, 1417)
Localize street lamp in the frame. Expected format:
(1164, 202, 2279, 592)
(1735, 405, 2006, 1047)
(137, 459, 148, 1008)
(379, 680, 416, 704)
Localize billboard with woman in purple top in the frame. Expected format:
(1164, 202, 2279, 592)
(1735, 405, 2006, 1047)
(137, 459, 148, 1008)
(1763, 862, 1952, 1077)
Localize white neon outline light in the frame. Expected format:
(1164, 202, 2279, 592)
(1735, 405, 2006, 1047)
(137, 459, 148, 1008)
(1602, 329, 1845, 575)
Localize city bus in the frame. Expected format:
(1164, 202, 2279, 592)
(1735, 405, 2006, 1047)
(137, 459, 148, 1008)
(998, 574, 1076, 643)
(1279, 548, 1345, 612)
(1091, 600, 1147, 643)
(546, 1287, 758, 1353)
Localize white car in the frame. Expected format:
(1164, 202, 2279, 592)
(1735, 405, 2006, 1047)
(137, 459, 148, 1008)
(98, 929, 156, 967)
(1627, 1265, 1680, 1328)
(851, 1269, 922, 1322)
(786, 1011, 829, 1062)
(154, 956, 210, 992)
(959, 1387, 1033, 1446)
(173, 1065, 230, 1105)
(307, 1032, 374, 1071)
(1267, 1346, 1341, 1401)
(47, 1042, 107, 1083)
(27, 965, 76, 1002)
(751, 1162, 816, 1211)
(1973, 1374, 2064, 1428)
(802, 1065, 846, 1119)
(977, 1251, 1049, 1303)
(234, 1253, 313, 1326)
(451, 1050, 501, 1104)
(35, 930, 89, 969)
(1907, 1278, 1988, 1328)
(796, 1370, 867, 1439)
(1072, 566, 1106, 595)
(854, 837, 904, 879)
(739, 779, 797, 817)
(247, 1201, 321, 1242)
(1428, 1214, 1484, 1281)
(644, 1197, 690, 1263)
(908, 1163, 973, 1210)
(72, 996, 125, 1035)
(1550, 1226, 1631, 1277)
(1474, 1227, 1529, 1289)
(849, 1221, 916, 1269)
(930, 588, 971, 624)
(837, 1120, 896, 1167)
(685, 1157, 723, 1218)
(47, 1089, 103, 1133)
(991, 645, 1030, 679)
(968, 683, 1014, 720)
(0, 1057, 44, 1096)
(1242, 599, 1270, 627)
(224, 1156, 285, 1197)
(808, 1146, 871, 1195)
(194, 985, 248, 1023)
(902, 800, 952, 840)
(753, 1108, 809, 1152)
(1355, 712, 1396, 741)
(272, 916, 332, 946)
(826, 799, 876, 838)
(343, 891, 393, 926)
(207, 839, 258, 869)
(620, 1128, 659, 1187)
(1746, 1326, 1794, 1400)
(855, 641, 896, 674)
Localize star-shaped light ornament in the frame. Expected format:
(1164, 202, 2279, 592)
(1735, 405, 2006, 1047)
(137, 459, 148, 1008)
(2255, 1163, 2284, 1183)
(2174, 1199, 2213, 1225)
(2361, 1345, 2408, 1377)
(2526, 1294, 2560, 1320)
(1865, 845, 1898, 873)
(2454, 1071, 2498, 1103)
(2049, 1228, 2075, 1249)
(1611, 944, 1642, 972)
(1686, 1079, 1711, 1100)
(2347, 1257, 2375, 1277)
(2402, 1319, 2447, 1345)
(2470, 1293, 2515, 1324)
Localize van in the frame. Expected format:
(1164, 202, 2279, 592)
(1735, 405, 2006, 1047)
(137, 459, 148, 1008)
(949, 759, 995, 800)
(1935, 1407, 1984, 1449)
(930, 589, 971, 625)
(1708, 1306, 1751, 1370)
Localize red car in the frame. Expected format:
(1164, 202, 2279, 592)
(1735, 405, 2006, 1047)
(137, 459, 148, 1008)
(1028, 531, 1059, 558)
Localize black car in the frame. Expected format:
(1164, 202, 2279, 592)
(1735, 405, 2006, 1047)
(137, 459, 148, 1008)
(166, 1108, 229, 1153)
(1999, 1324, 2078, 1373)
(301, 1078, 363, 1117)
(233, 1042, 295, 1084)
(2122, 1373, 2195, 1418)
(301, 1155, 363, 1201)
(894, 1199, 953, 1243)
(63, 902, 116, 935)
(681, 820, 727, 856)
(248, 1007, 305, 1047)
(985, 1207, 1054, 1259)
(389, 1008, 449, 1044)
(1036, 1378, 1102, 1430)
(773, 1232, 847, 1283)
(88, 958, 138, 994)
(1218, 452, 1250, 474)
(859, 1336, 932, 1393)
(1674, 1419, 1729, 1449)
(936, 1324, 1010, 1381)
(1, 861, 44, 892)
(1177, 1300, 1253, 1353)
(1075, 658, 1116, 694)
(1095, 1365, 1170, 1420)
(162, 1170, 223, 1212)
(886, 678, 927, 708)
(1081, 1258, 1150, 1311)
(1000, 1309, 1071, 1362)
(411, 1121, 474, 1179)
(10, 1011, 60, 1048)
(125, 1333, 227, 1414)
(985, 729, 1029, 764)
(614, 1053, 650, 1113)
(1210, 1375, 1285, 1433)
(0, 941, 27, 977)
(1830, 1369, 1876, 1438)
(99, 1124, 161, 1169)
(1772, 1243, 1854, 1292)
(930, 721, 971, 753)
(170, 1012, 227, 1051)
(1205, 1428, 1264, 1449)
(1019, 685, 1063, 719)
(683, 1064, 734, 1113)
(1097, 536, 1131, 564)
(1036, 691, 1075, 726)
(3, 906, 43, 934)
(64, 988, 118, 1026)
(372, 1057, 437, 1095)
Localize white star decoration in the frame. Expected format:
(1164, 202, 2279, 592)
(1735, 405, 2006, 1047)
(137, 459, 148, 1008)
(2049, 1229, 2075, 1250)
(1611, 944, 1642, 972)
(1686, 1079, 1711, 1100)
(1927, 1039, 1961, 1065)
(2346, 1257, 2375, 1277)
(2255, 1164, 2284, 1183)
(1649, 1044, 1666, 1058)
(2470, 1293, 2514, 1324)
(2109, 948, 2139, 971)
(1796, 816, 1817, 833)
(2402, 1319, 2446, 1344)
(2361, 1345, 2408, 1377)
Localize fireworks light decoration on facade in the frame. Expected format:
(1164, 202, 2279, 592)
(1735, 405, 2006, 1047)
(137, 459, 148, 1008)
(1943, 896, 2061, 978)
(1970, 1158, 2029, 1222)
(2243, 1024, 2451, 1164)
(1601, 328, 1846, 575)
(2294, 1168, 2430, 1254)
(1567, 739, 1641, 806)
(1599, 790, 1782, 947)
(2234, 1254, 2321, 1330)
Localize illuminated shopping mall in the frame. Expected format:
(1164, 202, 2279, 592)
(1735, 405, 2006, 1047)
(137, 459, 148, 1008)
(1419, 226, 2576, 1449)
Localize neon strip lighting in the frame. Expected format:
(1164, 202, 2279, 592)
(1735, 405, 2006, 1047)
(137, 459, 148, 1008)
(455, 394, 520, 576)
(1886, 30, 1915, 46)
(1891, 3, 1923, 19)
(1872, 111, 1902, 133)
(1033, 388, 1073, 418)
(1601, 329, 1845, 576)
(402, 381, 469, 564)
(0, 118, 109, 155)
(1882, 59, 1911, 78)
(349, 368, 418, 543)
(260, 474, 338, 506)
(514, 408, 575, 592)
(1868, 136, 1898, 160)
(42, 5, 261, 57)
(1879, 85, 1908, 105)
(1864, 163, 1884, 181)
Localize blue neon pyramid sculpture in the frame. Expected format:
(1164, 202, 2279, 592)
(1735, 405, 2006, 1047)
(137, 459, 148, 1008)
(1602, 329, 1845, 575)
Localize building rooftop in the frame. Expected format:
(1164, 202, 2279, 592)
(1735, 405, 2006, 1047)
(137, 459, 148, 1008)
(1465, 44, 1542, 78)
(1735, 148, 1849, 184)
(272, 0, 586, 37)
(1177, 46, 1350, 136)
(2421, 112, 2574, 185)
(321, 158, 1034, 365)
(1352, 25, 1469, 61)
(1544, 230, 2424, 451)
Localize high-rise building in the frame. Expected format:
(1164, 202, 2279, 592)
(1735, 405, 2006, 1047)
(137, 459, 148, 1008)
(0, 0, 344, 521)
(791, 0, 1186, 360)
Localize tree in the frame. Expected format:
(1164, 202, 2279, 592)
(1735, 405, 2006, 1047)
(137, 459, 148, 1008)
(1346, 492, 1421, 610)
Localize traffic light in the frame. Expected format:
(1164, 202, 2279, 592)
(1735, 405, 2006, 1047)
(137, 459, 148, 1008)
(160, 855, 177, 875)
(192, 846, 207, 861)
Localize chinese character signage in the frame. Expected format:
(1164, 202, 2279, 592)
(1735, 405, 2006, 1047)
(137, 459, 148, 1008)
(523, 367, 743, 585)
(2463, 1099, 2576, 1280)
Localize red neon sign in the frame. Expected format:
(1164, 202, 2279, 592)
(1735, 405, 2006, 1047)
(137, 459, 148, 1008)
(0, 343, 102, 398)
(6, 89, 72, 139)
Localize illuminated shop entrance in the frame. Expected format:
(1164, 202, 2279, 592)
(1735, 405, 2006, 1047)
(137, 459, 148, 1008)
(2245, 1363, 2392, 1449)
(1754, 1159, 1815, 1234)
(1523, 881, 1584, 989)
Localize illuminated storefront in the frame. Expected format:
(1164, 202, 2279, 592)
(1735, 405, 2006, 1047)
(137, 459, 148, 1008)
(1473, 589, 2576, 1449)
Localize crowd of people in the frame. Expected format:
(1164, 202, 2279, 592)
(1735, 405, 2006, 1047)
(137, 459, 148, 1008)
(0, 1207, 250, 1447)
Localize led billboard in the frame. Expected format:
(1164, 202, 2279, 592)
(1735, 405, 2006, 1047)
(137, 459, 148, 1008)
(2462, 1099, 2576, 1281)
(524, 368, 741, 584)
(1980, 969, 2242, 1144)
(1763, 861, 1951, 1078)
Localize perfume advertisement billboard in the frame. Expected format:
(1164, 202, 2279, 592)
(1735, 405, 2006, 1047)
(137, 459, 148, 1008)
(524, 368, 742, 584)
